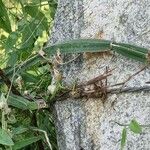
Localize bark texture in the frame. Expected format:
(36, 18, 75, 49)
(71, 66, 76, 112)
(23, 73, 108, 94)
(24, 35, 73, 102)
(48, 0, 150, 149)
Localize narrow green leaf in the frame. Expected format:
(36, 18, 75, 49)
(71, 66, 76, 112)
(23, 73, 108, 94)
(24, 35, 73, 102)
(0, 0, 12, 33)
(2, 39, 149, 81)
(12, 136, 42, 150)
(0, 54, 43, 85)
(3, 54, 42, 79)
(8, 94, 29, 110)
(44, 39, 149, 64)
(113, 42, 148, 54)
(0, 128, 14, 146)
(112, 43, 147, 62)
(44, 39, 111, 55)
(129, 119, 142, 134)
(121, 128, 127, 150)
(21, 72, 39, 83)
(8, 94, 46, 110)
(12, 126, 28, 135)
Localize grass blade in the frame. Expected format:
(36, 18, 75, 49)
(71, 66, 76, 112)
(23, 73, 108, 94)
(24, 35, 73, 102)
(44, 39, 111, 55)
(121, 128, 127, 150)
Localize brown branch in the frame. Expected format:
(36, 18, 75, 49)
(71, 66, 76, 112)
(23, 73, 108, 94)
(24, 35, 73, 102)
(51, 85, 150, 103)
(108, 85, 150, 94)
(84, 73, 112, 86)
(80, 68, 115, 86)
(111, 66, 147, 87)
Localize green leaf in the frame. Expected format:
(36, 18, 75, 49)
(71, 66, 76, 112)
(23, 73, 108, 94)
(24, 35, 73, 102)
(12, 136, 42, 150)
(44, 39, 111, 55)
(24, 5, 48, 31)
(44, 39, 148, 63)
(8, 94, 40, 110)
(3, 39, 149, 80)
(12, 126, 28, 135)
(50, 6, 57, 19)
(7, 52, 18, 67)
(7, 94, 47, 110)
(48, 1, 57, 19)
(112, 44, 147, 63)
(129, 119, 142, 134)
(0, 0, 12, 33)
(21, 72, 39, 83)
(5, 32, 20, 51)
(0, 128, 14, 146)
(121, 128, 127, 150)
(20, 22, 37, 49)
(8, 94, 29, 110)
(3, 54, 42, 80)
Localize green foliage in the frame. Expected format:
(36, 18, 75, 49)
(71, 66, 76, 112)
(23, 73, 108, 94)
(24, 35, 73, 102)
(0, 0, 12, 33)
(0, 0, 148, 149)
(121, 128, 127, 150)
(7, 94, 42, 111)
(0, 0, 57, 149)
(44, 39, 149, 63)
(0, 128, 14, 146)
(129, 119, 142, 134)
(2, 37, 149, 81)
(5, 32, 20, 52)
(44, 39, 111, 54)
(12, 136, 43, 150)
(118, 119, 143, 150)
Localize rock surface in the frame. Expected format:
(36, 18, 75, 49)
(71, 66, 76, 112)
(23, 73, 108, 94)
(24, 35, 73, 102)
(48, 0, 150, 149)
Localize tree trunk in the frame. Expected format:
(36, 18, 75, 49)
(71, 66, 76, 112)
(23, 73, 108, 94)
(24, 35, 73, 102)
(48, 0, 150, 149)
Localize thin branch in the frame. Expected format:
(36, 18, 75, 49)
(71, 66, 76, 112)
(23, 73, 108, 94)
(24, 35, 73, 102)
(111, 121, 150, 128)
(111, 66, 147, 87)
(108, 85, 150, 94)
(0, 68, 21, 96)
(31, 128, 52, 150)
(80, 68, 115, 86)
(112, 121, 129, 127)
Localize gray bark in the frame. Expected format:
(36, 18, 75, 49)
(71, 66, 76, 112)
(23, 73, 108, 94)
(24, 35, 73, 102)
(48, 0, 150, 150)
